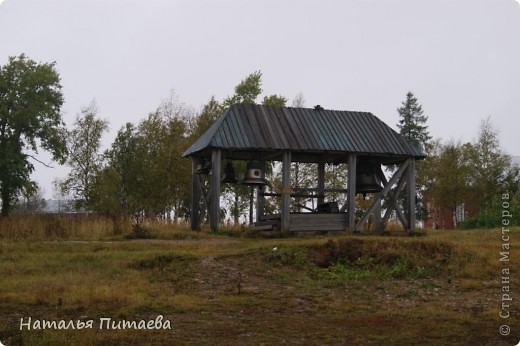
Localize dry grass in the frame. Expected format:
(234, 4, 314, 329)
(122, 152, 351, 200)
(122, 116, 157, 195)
(0, 215, 218, 241)
(0, 218, 519, 345)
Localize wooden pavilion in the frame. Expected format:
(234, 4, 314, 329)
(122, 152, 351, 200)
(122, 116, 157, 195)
(182, 103, 425, 233)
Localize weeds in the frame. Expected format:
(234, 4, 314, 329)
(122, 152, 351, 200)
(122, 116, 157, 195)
(131, 254, 177, 269)
(267, 246, 309, 268)
(328, 263, 370, 281)
(124, 223, 155, 240)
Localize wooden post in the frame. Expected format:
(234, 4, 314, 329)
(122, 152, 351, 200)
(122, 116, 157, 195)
(209, 149, 221, 231)
(257, 185, 265, 221)
(191, 157, 201, 231)
(317, 162, 325, 206)
(374, 166, 386, 233)
(347, 154, 357, 232)
(407, 158, 416, 233)
(281, 151, 291, 231)
(381, 174, 407, 228)
(360, 159, 409, 231)
(249, 187, 254, 224)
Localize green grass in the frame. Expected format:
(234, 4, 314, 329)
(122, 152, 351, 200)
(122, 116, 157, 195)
(0, 222, 519, 345)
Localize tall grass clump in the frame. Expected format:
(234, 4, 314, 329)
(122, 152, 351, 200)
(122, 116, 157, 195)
(0, 215, 123, 240)
(0, 215, 206, 241)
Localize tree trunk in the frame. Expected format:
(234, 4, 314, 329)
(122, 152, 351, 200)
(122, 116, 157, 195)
(1, 193, 10, 217)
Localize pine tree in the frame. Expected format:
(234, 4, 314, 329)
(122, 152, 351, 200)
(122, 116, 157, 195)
(397, 92, 431, 152)
(395, 92, 432, 222)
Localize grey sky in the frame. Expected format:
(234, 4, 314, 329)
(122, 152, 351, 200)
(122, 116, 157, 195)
(0, 0, 519, 198)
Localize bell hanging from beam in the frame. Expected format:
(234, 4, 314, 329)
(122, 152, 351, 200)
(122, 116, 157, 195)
(241, 160, 267, 186)
(221, 161, 238, 184)
(194, 158, 211, 175)
(355, 158, 382, 197)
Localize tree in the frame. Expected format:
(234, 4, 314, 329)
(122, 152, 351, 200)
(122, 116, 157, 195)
(430, 141, 472, 228)
(466, 117, 518, 212)
(397, 92, 431, 152)
(222, 70, 287, 109)
(420, 118, 520, 229)
(61, 101, 108, 211)
(292, 92, 305, 109)
(395, 92, 432, 221)
(90, 166, 122, 217)
(188, 96, 223, 143)
(0, 54, 67, 216)
(262, 94, 287, 106)
(102, 123, 140, 219)
(94, 93, 193, 222)
(222, 71, 263, 108)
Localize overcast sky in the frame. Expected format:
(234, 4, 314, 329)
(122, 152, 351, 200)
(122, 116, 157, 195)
(1, 0, 519, 198)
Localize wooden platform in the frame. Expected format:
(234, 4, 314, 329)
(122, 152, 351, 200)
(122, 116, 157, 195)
(254, 213, 348, 232)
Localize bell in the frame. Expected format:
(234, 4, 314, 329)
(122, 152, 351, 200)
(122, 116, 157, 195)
(221, 161, 238, 184)
(241, 160, 267, 186)
(194, 158, 211, 174)
(355, 158, 382, 196)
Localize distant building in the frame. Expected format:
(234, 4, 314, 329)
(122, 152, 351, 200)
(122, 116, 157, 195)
(423, 196, 469, 230)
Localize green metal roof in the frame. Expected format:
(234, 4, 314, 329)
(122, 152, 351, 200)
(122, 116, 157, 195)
(183, 103, 424, 162)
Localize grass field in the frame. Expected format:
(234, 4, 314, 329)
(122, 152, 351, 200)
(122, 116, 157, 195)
(0, 216, 519, 345)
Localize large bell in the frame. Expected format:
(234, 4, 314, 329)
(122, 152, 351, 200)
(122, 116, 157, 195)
(355, 158, 382, 196)
(241, 160, 267, 186)
(194, 158, 211, 174)
(221, 161, 238, 184)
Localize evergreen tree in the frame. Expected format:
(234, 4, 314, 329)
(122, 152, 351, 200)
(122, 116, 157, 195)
(397, 92, 431, 152)
(395, 92, 432, 222)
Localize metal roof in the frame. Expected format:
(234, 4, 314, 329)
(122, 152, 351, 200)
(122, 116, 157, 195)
(182, 103, 425, 162)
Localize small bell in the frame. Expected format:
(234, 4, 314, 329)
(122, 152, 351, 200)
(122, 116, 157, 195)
(355, 158, 382, 197)
(221, 161, 238, 184)
(241, 160, 267, 186)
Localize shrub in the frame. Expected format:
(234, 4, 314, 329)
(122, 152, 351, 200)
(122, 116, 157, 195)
(458, 196, 520, 229)
(124, 223, 155, 239)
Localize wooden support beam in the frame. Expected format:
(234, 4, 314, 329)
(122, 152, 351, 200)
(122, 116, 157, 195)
(317, 162, 325, 206)
(381, 174, 407, 228)
(295, 187, 348, 194)
(257, 185, 265, 221)
(281, 151, 291, 231)
(191, 158, 201, 231)
(255, 160, 266, 222)
(376, 165, 406, 230)
(249, 187, 254, 224)
(347, 154, 357, 231)
(209, 149, 221, 231)
(407, 158, 416, 233)
(356, 159, 409, 231)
